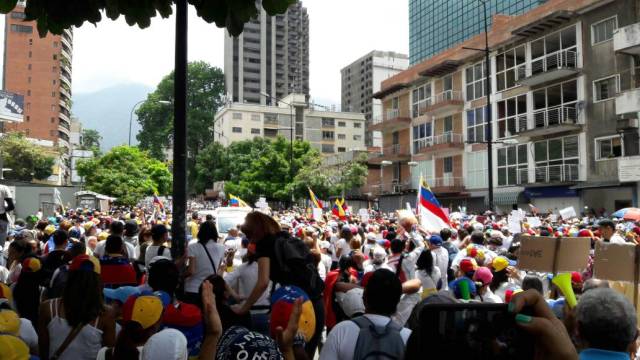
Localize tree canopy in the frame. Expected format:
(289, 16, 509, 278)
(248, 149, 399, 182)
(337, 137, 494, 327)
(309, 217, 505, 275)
(136, 61, 224, 191)
(80, 128, 102, 155)
(77, 146, 172, 206)
(0, 0, 297, 37)
(0, 132, 55, 181)
(194, 137, 368, 204)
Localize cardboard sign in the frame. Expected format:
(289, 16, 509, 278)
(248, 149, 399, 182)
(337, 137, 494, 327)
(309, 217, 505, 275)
(526, 217, 542, 228)
(559, 206, 577, 220)
(594, 242, 637, 282)
(312, 208, 323, 221)
(508, 216, 522, 234)
(518, 236, 590, 273)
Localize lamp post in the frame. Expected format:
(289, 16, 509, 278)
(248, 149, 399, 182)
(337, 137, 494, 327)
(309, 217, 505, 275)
(260, 92, 295, 206)
(129, 99, 171, 146)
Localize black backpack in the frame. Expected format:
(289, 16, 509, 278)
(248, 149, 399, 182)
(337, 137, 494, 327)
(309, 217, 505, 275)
(272, 231, 324, 299)
(351, 316, 405, 360)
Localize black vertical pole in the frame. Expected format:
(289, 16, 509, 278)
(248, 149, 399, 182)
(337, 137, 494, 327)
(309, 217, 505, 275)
(482, 0, 494, 212)
(290, 105, 294, 207)
(172, 0, 188, 257)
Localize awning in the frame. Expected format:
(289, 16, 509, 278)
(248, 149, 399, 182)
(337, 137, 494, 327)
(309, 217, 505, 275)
(524, 186, 578, 199)
(570, 181, 621, 190)
(484, 191, 522, 206)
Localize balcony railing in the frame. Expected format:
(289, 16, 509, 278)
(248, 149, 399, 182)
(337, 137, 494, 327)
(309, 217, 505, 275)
(412, 100, 431, 118)
(533, 164, 580, 183)
(530, 49, 578, 75)
(365, 180, 413, 195)
(415, 133, 464, 151)
(532, 105, 578, 129)
(432, 90, 463, 105)
(380, 143, 411, 157)
(427, 176, 465, 189)
(264, 118, 279, 126)
(386, 108, 400, 120)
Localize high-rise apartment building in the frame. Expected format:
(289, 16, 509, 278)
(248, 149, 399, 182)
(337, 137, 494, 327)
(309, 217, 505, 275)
(3, 5, 73, 152)
(341, 51, 408, 147)
(409, 0, 545, 64)
(224, 2, 309, 105)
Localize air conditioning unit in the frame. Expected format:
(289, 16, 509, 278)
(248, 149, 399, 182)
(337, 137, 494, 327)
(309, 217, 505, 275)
(617, 118, 639, 131)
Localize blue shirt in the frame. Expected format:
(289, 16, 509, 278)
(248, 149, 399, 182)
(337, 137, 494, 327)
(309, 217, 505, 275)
(579, 348, 630, 360)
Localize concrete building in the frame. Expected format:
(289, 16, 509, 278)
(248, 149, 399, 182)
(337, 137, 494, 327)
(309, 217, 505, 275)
(373, 0, 640, 214)
(224, 2, 309, 105)
(409, 0, 545, 65)
(69, 117, 93, 185)
(2, 3, 73, 153)
(341, 51, 409, 148)
(214, 94, 366, 155)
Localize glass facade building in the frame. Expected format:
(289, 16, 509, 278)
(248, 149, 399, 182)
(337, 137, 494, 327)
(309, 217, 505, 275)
(409, 0, 546, 64)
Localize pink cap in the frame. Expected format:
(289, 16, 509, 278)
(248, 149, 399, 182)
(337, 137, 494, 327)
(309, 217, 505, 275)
(473, 266, 493, 286)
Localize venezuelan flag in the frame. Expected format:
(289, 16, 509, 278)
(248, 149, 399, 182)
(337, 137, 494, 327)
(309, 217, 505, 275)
(229, 194, 249, 207)
(153, 194, 164, 210)
(417, 176, 450, 231)
(308, 187, 323, 209)
(332, 198, 346, 220)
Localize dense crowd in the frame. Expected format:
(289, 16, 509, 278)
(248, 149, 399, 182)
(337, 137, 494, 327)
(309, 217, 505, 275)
(0, 204, 639, 359)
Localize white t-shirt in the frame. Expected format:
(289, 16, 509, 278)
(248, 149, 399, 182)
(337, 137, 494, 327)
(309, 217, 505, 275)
(185, 240, 225, 293)
(144, 245, 172, 268)
(223, 261, 270, 309)
(416, 267, 441, 295)
(20, 318, 38, 354)
(320, 314, 412, 360)
(0, 185, 11, 214)
(335, 238, 351, 259)
(94, 240, 136, 260)
(0, 265, 9, 283)
(431, 246, 449, 290)
(610, 233, 626, 244)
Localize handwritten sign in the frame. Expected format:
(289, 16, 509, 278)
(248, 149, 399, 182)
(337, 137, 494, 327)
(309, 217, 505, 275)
(594, 242, 637, 282)
(312, 208, 323, 221)
(508, 216, 522, 234)
(518, 236, 590, 273)
(559, 206, 577, 220)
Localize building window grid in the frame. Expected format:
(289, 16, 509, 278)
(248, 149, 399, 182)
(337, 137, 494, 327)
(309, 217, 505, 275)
(412, 83, 432, 117)
(466, 107, 487, 143)
(593, 75, 619, 102)
(497, 144, 528, 186)
(591, 16, 618, 45)
(465, 61, 486, 101)
(322, 131, 334, 140)
(532, 79, 578, 128)
(533, 135, 580, 183)
(495, 45, 526, 92)
(497, 94, 527, 138)
(595, 135, 623, 160)
(413, 122, 432, 153)
(530, 25, 577, 76)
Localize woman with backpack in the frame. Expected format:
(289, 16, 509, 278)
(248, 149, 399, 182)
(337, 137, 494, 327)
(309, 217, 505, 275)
(233, 211, 325, 358)
(183, 221, 224, 306)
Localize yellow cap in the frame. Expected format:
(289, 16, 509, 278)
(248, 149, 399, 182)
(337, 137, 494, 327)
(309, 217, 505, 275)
(0, 334, 29, 360)
(0, 310, 20, 335)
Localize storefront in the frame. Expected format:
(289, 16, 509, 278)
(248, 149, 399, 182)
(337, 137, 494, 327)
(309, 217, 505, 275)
(523, 186, 581, 214)
(577, 182, 636, 215)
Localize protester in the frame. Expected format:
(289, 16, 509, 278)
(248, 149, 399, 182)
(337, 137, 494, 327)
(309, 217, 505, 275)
(144, 224, 172, 268)
(183, 221, 224, 305)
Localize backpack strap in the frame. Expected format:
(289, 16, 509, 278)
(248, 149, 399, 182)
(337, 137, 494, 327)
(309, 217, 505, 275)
(200, 242, 217, 275)
(157, 245, 166, 257)
(351, 315, 374, 330)
(395, 254, 405, 278)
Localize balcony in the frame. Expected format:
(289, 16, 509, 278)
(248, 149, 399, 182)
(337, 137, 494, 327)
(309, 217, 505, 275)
(367, 180, 413, 195)
(59, 111, 70, 124)
(518, 49, 579, 87)
(517, 105, 581, 138)
(426, 177, 465, 194)
(61, 48, 72, 62)
(60, 72, 71, 87)
(369, 108, 411, 132)
(614, 22, 640, 55)
(616, 69, 640, 115)
(263, 117, 279, 127)
(532, 164, 580, 184)
(415, 133, 464, 153)
(369, 143, 411, 164)
(421, 90, 463, 117)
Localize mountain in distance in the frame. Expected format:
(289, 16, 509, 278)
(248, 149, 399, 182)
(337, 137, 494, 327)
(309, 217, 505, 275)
(72, 83, 153, 151)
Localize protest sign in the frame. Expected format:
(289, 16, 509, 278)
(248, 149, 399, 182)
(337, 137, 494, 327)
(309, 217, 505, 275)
(507, 216, 522, 234)
(359, 208, 369, 223)
(559, 206, 577, 220)
(312, 208, 323, 221)
(518, 236, 590, 273)
(526, 217, 542, 228)
(594, 242, 638, 283)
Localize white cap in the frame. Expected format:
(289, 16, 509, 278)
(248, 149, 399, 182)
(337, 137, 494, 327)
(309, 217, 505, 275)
(373, 246, 387, 261)
(336, 288, 365, 318)
(319, 240, 331, 250)
(473, 223, 484, 232)
(141, 329, 188, 360)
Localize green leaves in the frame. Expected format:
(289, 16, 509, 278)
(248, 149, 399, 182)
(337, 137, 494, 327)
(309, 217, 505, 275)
(7, 0, 295, 37)
(0, 132, 55, 181)
(78, 146, 172, 206)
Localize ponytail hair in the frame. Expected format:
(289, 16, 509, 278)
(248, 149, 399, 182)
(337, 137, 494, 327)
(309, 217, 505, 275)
(112, 321, 154, 360)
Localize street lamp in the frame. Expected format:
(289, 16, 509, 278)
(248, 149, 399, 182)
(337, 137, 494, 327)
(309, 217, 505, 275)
(129, 99, 172, 146)
(260, 92, 295, 206)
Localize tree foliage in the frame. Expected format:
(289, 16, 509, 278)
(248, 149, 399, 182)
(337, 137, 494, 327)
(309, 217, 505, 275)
(80, 128, 102, 155)
(136, 61, 224, 191)
(0, 132, 55, 181)
(77, 146, 172, 206)
(1, 0, 297, 37)
(194, 137, 368, 204)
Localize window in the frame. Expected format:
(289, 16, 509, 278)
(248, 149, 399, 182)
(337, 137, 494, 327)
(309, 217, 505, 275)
(497, 94, 527, 138)
(10, 24, 32, 33)
(28, 51, 31, 58)
(264, 128, 278, 137)
(28, 39, 32, 45)
(337, 134, 346, 140)
(322, 131, 334, 140)
(232, 112, 242, 120)
(413, 122, 432, 152)
(337, 147, 346, 153)
(52, 66, 56, 72)
(497, 144, 528, 186)
(466, 151, 487, 189)
(533, 135, 580, 183)
(353, 135, 362, 141)
(530, 25, 577, 75)
(465, 61, 486, 101)
(28, 64, 31, 70)
(322, 144, 334, 153)
(26, 90, 31, 96)
(466, 107, 486, 143)
(28, 77, 31, 83)
(592, 16, 617, 44)
(50, 105, 55, 111)
(250, 114, 260, 121)
(338, 121, 346, 127)
(51, 117, 55, 123)
(391, 97, 399, 109)
(532, 79, 578, 128)
(53, 41, 58, 48)
(595, 136, 622, 160)
(496, 45, 526, 92)
(354, 122, 362, 128)
(250, 128, 260, 134)
(412, 82, 432, 117)
(10, 12, 26, 19)
(52, 80, 56, 85)
(593, 76, 619, 102)
(25, 116, 29, 122)
(322, 118, 335, 127)
(53, 54, 57, 60)
(52, 92, 56, 97)
(443, 157, 453, 173)
(232, 127, 242, 133)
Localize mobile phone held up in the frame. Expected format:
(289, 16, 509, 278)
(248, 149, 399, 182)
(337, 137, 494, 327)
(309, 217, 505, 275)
(405, 303, 535, 360)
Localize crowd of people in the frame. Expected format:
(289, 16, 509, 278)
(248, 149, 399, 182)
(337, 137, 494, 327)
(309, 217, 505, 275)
(0, 204, 639, 359)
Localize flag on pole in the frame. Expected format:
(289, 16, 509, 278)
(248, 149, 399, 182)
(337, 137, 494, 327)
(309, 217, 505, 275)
(229, 194, 249, 207)
(417, 176, 450, 232)
(340, 197, 349, 216)
(153, 194, 165, 211)
(332, 198, 347, 220)
(308, 187, 323, 209)
(53, 188, 65, 214)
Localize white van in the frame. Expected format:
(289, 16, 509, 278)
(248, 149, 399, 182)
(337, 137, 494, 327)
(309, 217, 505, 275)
(214, 207, 252, 239)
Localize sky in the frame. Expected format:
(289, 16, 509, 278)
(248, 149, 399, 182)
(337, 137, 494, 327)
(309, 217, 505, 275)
(65, 0, 409, 107)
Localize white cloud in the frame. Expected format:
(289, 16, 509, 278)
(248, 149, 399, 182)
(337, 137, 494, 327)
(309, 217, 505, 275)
(71, 0, 409, 105)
